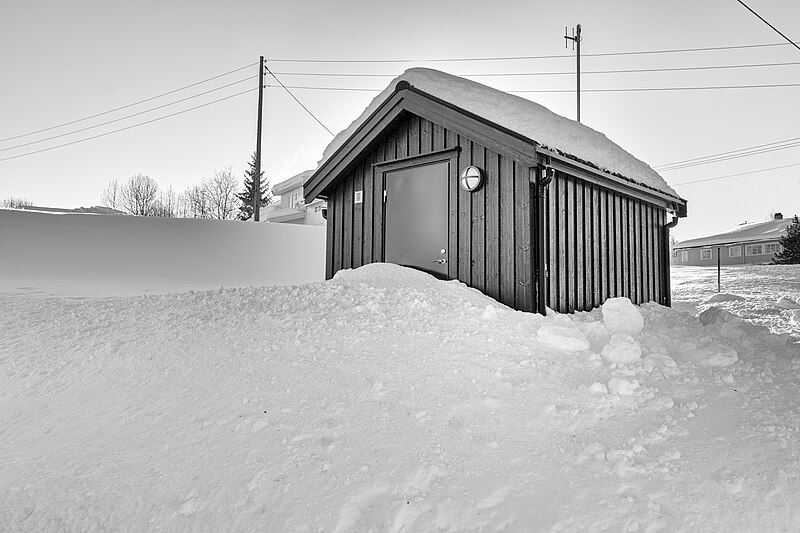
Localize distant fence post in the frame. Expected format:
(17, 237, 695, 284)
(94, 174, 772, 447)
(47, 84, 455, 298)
(717, 246, 721, 293)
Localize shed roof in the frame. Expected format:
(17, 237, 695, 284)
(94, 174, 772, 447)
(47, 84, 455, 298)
(309, 68, 683, 204)
(674, 218, 794, 249)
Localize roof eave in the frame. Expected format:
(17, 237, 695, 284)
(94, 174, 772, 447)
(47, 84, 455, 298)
(305, 82, 686, 216)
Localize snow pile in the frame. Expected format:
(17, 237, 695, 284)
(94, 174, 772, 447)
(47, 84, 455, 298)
(0, 209, 326, 297)
(3, 263, 800, 531)
(318, 68, 680, 199)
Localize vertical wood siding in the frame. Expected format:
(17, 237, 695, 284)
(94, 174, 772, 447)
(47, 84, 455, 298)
(323, 112, 667, 313)
(541, 170, 669, 311)
(324, 113, 534, 312)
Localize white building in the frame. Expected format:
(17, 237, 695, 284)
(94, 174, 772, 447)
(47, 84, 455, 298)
(261, 170, 326, 226)
(672, 213, 793, 266)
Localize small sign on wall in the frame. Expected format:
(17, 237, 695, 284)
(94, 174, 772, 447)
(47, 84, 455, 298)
(354, 190, 363, 204)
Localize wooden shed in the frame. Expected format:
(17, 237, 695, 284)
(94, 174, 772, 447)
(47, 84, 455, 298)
(305, 68, 687, 314)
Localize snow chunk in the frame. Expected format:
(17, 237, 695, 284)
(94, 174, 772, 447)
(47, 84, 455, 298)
(698, 307, 741, 326)
(704, 293, 746, 304)
(589, 382, 609, 395)
(601, 333, 643, 364)
(536, 324, 590, 352)
(482, 304, 499, 320)
(608, 377, 640, 396)
(581, 320, 611, 353)
(602, 298, 644, 337)
(775, 295, 800, 309)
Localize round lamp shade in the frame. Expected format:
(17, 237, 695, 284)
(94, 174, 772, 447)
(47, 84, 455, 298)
(459, 166, 483, 192)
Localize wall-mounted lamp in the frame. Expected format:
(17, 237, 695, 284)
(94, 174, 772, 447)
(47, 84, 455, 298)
(459, 166, 483, 192)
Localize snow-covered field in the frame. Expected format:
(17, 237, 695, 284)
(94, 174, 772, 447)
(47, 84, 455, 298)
(2, 216, 800, 531)
(672, 264, 800, 340)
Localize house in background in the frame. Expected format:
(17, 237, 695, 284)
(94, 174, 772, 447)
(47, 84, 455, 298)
(261, 170, 326, 226)
(672, 213, 792, 266)
(304, 68, 686, 315)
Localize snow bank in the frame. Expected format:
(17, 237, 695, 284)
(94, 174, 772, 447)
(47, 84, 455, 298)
(0, 209, 325, 296)
(319, 68, 680, 199)
(3, 263, 800, 531)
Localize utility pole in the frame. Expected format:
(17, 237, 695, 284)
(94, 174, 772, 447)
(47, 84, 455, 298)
(564, 24, 582, 123)
(253, 55, 265, 222)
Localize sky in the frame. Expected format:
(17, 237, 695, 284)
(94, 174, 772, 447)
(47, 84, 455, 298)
(1, 0, 799, 242)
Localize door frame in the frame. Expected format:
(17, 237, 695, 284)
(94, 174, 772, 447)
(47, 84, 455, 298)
(373, 147, 460, 278)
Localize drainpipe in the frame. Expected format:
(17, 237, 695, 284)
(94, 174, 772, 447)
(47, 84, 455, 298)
(663, 215, 679, 307)
(536, 163, 554, 315)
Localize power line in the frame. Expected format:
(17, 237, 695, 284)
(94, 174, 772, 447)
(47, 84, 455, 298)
(0, 87, 258, 163)
(0, 62, 258, 144)
(672, 161, 800, 186)
(265, 66, 334, 136)
(265, 84, 379, 92)
(655, 136, 800, 171)
(736, 0, 800, 52)
(264, 81, 800, 93)
(0, 76, 258, 153)
(515, 82, 800, 92)
(270, 59, 800, 78)
(265, 41, 798, 63)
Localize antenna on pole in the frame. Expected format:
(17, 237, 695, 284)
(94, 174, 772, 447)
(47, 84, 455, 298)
(564, 24, 582, 123)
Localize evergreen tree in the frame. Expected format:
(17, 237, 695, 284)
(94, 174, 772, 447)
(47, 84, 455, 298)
(772, 215, 800, 264)
(236, 152, 272, 220)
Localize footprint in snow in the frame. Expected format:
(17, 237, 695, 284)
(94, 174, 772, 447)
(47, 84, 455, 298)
(332, 466, 447, 532)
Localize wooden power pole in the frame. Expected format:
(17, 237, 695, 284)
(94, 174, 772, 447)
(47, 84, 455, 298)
(565, 24, 582, 123)
(253, 56, 264, 222)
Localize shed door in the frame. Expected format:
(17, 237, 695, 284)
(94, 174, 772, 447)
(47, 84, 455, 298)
(384, 161, 449, 277)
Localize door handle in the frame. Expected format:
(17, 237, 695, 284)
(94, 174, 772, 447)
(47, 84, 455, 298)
(432, 258, 448, 264)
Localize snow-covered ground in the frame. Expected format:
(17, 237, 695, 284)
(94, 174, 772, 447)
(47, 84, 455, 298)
(2, 218, 800, 531)
(672, 264, 800, 340)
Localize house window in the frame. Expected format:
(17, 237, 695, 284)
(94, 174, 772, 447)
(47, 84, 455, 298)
(700, 249, 712, 260)
(745, 244, 764, 255)
(764, 243, 780, 254)
(288, 192, 303, 209)
(681, 251, 688, 262)
(729, 246, 742, 258)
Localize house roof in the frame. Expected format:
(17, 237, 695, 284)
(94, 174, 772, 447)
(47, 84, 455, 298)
(273, 169, 314, 196)
(307, 68, 684, 209)
(674, 218, 794, 249)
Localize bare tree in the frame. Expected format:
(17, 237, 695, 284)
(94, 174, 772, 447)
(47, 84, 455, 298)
(182, 185, 209, 219)
(100, 179, 121, 210)
(180, 167, 241, 220)
(1, 196, 33, 208)
(205, 167, 240, 220)
(119, 174, 159, 216)
(150, 187, 179, 218)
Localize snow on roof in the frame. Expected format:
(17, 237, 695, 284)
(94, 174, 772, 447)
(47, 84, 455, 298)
(319, 68, 680, 199)
(273, 169, 315, 196)
(674, 217, 794, 249)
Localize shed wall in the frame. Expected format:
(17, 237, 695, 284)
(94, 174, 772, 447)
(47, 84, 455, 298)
(325, 113, 535, 312)
(323, 111, 671, 313)
(542, 171, 669, 311)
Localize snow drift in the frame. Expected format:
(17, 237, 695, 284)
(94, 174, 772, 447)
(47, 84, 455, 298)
(2, 263, 800, 531)
(0, 209, 325, 297)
